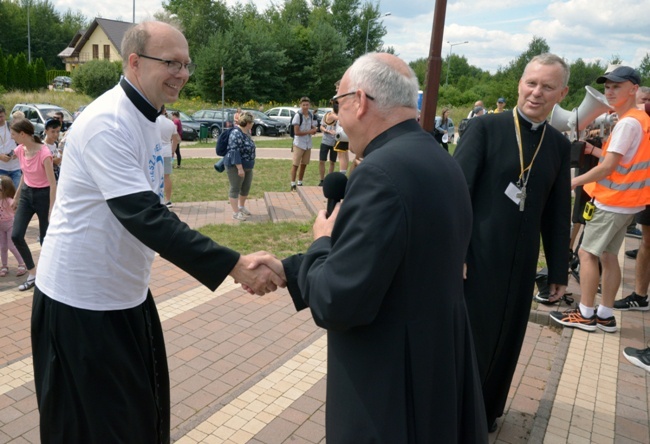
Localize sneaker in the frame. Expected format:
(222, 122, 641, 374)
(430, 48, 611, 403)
(165, 201, 173, 208)
(232, 211, 248, 221)
(626, 249, 638, 259)
(534, 291, 557, 305)
(297, 181, 303, 186)
(550, 308, 597, 332)
(290, 183, 297, 191)
(623, 345, 650, 372)
(318, 180, 324, 187)
(596, 314, 618, 333)
(614, 292, 649, 311)
(626, 227, 642, 238)
(238, 206, 252, 216)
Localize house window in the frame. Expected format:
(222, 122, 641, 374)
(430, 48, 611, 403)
(104, 45, 110, 59)
(92, 44, 99, 59)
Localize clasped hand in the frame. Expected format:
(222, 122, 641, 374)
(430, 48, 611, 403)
(230, 251, 286, 295)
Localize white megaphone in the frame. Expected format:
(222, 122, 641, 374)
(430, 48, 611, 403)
(592, 112, 617, 138)
(550, 85, 613, 134)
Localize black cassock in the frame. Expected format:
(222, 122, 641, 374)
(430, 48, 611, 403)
(454, 111, 570, 425)
(283, 120, 488, 443)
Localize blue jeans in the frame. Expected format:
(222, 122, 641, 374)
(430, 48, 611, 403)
(0, 169, 22, 190)
(12, 185, 50, 270)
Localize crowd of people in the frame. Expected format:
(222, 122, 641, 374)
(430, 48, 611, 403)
(1, 18, 648, 443)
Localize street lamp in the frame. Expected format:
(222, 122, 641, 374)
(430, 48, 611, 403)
(445, 40, 468, 86)
(365, 12, 391, 54)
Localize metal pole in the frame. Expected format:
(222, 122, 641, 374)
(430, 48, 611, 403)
(133, 0, 135, 23)
(445, 41, 468, 87)
(365, 12, 391, 54)
(27, 0, 31, 64)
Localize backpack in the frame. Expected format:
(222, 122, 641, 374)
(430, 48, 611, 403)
(457, 118, 471, 138)
(215, 127, 235, 156)
(289, 112, 311, 138)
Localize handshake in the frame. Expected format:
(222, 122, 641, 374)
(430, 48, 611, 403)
(229, 251, 286, 295)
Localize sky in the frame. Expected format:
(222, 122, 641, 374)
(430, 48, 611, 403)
(53, 0, 649, 74)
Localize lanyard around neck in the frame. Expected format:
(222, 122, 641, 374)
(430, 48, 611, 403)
(513, 107, 546, 184)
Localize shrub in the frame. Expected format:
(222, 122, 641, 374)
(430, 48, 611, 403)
(72, 60, 120, 98)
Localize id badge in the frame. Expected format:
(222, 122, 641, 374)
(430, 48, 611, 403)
(505, 182, 521, 206)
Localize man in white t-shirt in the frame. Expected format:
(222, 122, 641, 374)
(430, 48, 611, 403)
(0, 105, 21, 189)
(551, 66, 650, 334)
(32, 21, 284, 444)
(157, 106, 179, 207)
(290, 96, 318, 191)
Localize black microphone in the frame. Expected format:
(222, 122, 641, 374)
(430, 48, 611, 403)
(323, 172, 348, 218)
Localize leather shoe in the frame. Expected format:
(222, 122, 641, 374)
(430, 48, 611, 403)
(488, 420, 498, 433)
(626, 249, 638, 259)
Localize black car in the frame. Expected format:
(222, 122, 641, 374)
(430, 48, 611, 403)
(192, 109, 235, 138)
(168, 109, 200, 141)
(243, 109, 287, 136)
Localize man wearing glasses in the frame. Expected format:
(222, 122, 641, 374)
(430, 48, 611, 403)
(31, 21, 283, 443)
(255, 52, 487, 442)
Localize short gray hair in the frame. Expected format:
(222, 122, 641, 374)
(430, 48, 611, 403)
(640, 86, 650, 94)
(121, 23, 147, 71)
(525, 53, 570, 87)
(346, 53, 419, 115)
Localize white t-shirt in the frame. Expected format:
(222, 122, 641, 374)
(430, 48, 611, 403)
(292, 111, 317, 150)
(595, 116, 644, 214)
(157, 115, 176, 158)
(0, 122, 20, 171)
(36, 82, 165, 310)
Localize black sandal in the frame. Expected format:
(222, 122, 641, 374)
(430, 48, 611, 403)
(18, 278, 35, 291)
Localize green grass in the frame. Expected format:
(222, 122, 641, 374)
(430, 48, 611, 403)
(198, 221, 314, 257)
(173, 158, 323, 202)
(1, 89, 93, 114)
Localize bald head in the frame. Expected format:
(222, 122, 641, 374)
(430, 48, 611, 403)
(121, 21, 185, 72)
(336, 53, 419, 155)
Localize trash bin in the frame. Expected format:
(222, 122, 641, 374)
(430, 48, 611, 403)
(199, 123, 209, 142)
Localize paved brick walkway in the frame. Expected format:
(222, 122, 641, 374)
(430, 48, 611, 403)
(0, 178, 649, 442)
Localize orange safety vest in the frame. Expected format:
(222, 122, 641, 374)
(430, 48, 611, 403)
(584, 108, 650, 207)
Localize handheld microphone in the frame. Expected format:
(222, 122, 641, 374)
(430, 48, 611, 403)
(323, 172, 348, 218)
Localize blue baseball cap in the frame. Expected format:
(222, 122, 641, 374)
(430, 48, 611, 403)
(497, 97, 506, 103)
(596, 66, 641, 85)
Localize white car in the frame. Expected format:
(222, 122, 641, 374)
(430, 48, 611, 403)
(265, 107, 300, 126)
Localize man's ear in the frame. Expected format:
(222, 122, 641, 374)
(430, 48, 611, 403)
(128, 53, 139, 72)
(355, 91, 372, 120)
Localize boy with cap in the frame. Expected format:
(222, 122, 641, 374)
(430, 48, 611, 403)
(492, 98, 507, 113)
(551, 66, 650, 333)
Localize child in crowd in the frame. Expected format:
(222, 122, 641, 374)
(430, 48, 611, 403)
(0, 175, 26, 277)
(43, 118, 62, 181)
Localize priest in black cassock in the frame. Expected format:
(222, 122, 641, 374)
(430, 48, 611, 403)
(256, 53, 488, 443)
(453, 53, 571, 432)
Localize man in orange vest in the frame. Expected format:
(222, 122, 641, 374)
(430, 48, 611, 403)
(551, 66, 650, 333)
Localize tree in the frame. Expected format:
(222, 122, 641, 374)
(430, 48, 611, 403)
(14, 53, 29, 90)
(5, 55, 16, 90)
(637, 53, 650, 84)
(409, 58, 427, 88)
(0, 50, 6, 88)
(72, 59, 120, 98)
(33, 57, 48, 89)
(163, 0, 231, 53)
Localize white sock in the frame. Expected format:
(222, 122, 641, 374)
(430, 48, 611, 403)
(340, 170, 347, 175)
(597, 305, 613, 319)
(579, 303, 594, 318)
(291, 181, 296, 186)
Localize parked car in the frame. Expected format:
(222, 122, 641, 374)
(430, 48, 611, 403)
(192, 109, 235, 138)
(10, 103, 74, 137)
(242, 109, 288, 137)
(52, 76, 72, 89)
(167, 109, 200, 141)
(265, 106, 300, 126)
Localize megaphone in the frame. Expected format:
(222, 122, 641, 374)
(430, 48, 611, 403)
(593, 113, 616, 128)
(550, 86, 613, 133)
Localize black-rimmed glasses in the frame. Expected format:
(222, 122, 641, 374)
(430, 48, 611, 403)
(331, 90, 375, 106)
(137, 54, 196, 76)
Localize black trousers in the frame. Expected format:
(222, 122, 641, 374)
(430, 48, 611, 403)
(31, 288, 170, 444)
(12, 185, 50, 269)
(175, 143, 181, 167)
